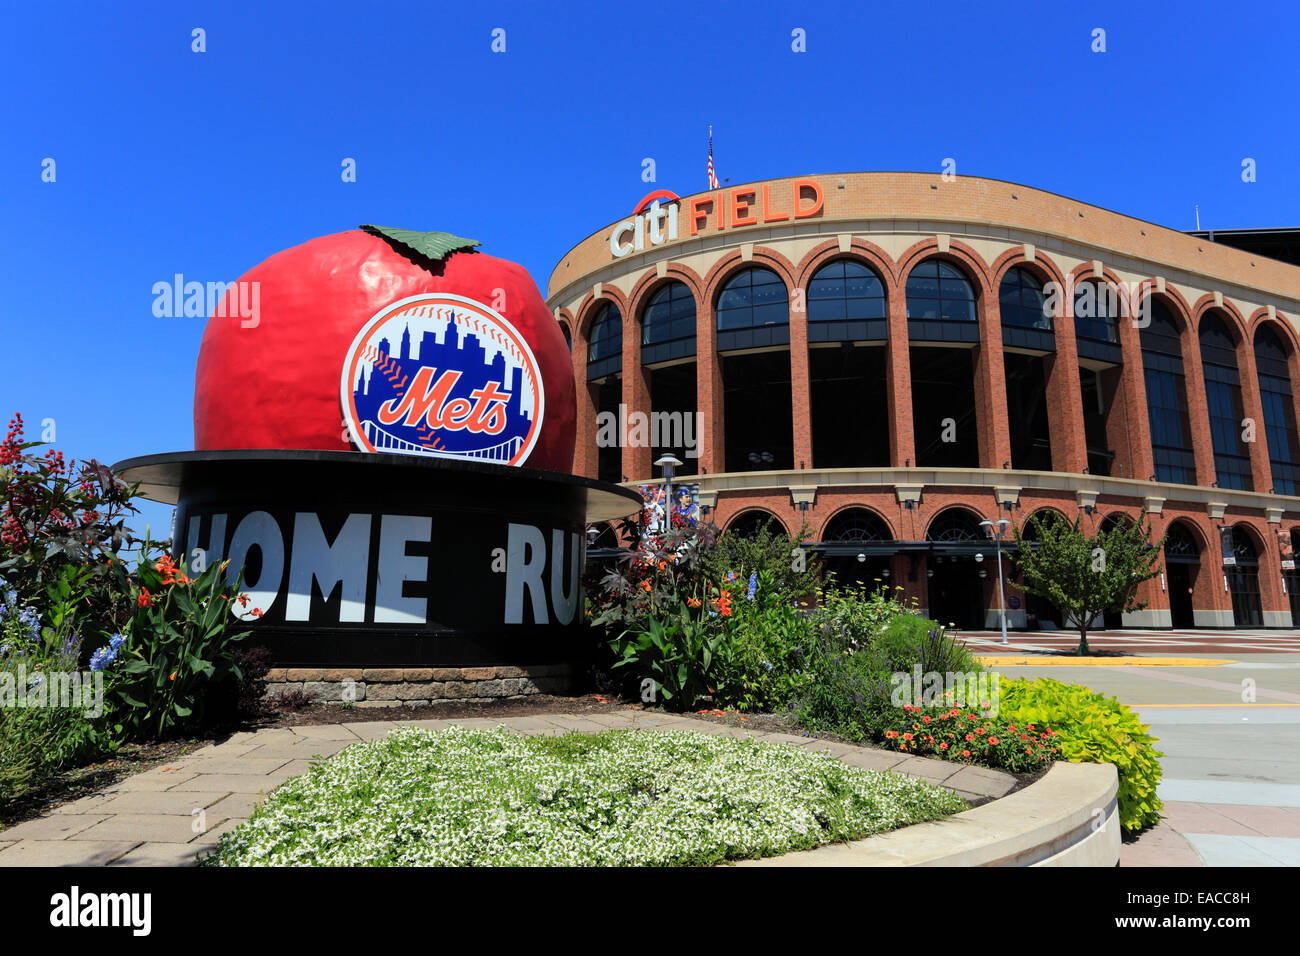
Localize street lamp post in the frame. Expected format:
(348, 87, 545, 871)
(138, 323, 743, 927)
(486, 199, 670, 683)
(654, 454, 682, 534)
(981, 518, 1010, 645)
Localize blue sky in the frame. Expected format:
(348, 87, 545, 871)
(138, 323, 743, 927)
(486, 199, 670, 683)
(3, 0, 1298, 534)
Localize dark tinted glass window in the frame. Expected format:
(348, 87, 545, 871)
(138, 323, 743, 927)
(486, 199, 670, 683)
(1141, 300, 1194, 484)
(1200, 314, 1251, 490)
(906, 260, 976, 321)
(1073, 281, 1119, 344)
(808, 260, 887, 323)
(999, 267, 1050, 330)
(587, 303, 622, 364)
(642, 281, 696, 346)
(716, 268, 789, 332)
(1256, 325, 1300, 494)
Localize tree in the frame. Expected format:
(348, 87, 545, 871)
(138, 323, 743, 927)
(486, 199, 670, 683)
(1011, 512, 1164, 655)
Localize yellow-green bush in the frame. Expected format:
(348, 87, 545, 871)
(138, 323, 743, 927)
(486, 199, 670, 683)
(1000, 677, 1163, 833)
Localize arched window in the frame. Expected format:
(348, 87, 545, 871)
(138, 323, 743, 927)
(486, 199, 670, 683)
(926, 508, 985, 542)
(560, 323, 572, 352)
(1255, 325, 1300, 495)
(586, 303, 622, 364)
(716, 267, 788, 332)
(1164, 522, 1201, 561)
(1141, 300, 1195, 484)
(822, 508, 893, 542)
(808, 260, 887, 324)
(999, 267, 1051, 331)
(642, 281, 696, 346)
(906, 260, 976, 321)
(1199, 313, 1251, 490)
(1073, 281, 1120, 344)
(724, 509, 787, 539)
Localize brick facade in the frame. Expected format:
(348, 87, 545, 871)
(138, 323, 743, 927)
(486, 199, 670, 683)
(549, 173, 1300, 630)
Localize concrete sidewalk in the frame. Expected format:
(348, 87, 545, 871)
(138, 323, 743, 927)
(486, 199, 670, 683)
(0, 710, 1016, 867)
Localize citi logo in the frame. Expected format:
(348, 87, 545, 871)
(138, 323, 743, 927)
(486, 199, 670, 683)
(609, 190, 681, 258)
(49, 886, 151, 936)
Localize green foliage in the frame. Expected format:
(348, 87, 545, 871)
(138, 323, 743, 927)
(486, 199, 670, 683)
(711, 570, 817, 711)
(105, 553, 252, 740)
(202, 726, 968, 866)
(1012, 512, 1163, 654)
(0, 605, 110, 804)
(1000, 677, 1164, 832)
(610, 603, 726, 709)
(0, 414, 142, 650)
(700, 521, 822, 597)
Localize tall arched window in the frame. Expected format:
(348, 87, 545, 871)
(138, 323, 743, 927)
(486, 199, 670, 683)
(1199, 313, 1252, 490)
(716, 267, 788, 332)
(587, 304, 621, 361)
(642, 281, 696, 347)
(560, 323, 572, 352)
(1073, 281, 1120, 344)
(906, 259, 976, 321)
(586, 302, 622, 381)
(999, 267, 1050, 330)
(808, 260, 887, 328)
(1141, 300, 1195, 484)
(1255, 325, 1300, 495)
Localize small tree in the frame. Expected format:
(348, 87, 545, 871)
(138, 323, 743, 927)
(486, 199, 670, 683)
(1011, 512, 1164, 655)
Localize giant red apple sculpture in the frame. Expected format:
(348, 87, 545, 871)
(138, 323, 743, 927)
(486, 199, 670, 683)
(194, 226, 575, 473)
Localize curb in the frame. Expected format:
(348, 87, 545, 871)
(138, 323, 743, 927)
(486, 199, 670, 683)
(738, 759, 1120, 866)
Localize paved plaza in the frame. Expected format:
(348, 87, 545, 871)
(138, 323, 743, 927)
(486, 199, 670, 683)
(964, 628, 1300, 866)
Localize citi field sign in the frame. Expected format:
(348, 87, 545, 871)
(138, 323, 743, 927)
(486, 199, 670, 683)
(609, 179, 826, 258)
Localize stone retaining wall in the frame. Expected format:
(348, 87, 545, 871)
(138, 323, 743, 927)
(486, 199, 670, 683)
(263, 664, 577, 707)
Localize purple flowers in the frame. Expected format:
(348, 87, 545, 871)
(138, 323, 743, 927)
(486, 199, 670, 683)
(747, 572, 757, 601)
(89, 632, 125, 672)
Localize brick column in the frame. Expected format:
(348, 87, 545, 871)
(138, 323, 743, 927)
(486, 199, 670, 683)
(974, 295, 1013, 470)
(789, 294, 814, 469)
(696, 296, 725, 474)
(887, 292, 915, 466)
(572, 333, 599, 479)
(1237, 338, 1274, 493)
(1257, 519, 1288, 626)
(1046, 302, 1088, 474)
(621, 311, 652, 483)
(1114, 308, 1155, 482)
(1181, 323, 1218, 488)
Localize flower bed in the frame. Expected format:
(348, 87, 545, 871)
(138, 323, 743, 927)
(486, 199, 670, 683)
(201, 726, 967, 866)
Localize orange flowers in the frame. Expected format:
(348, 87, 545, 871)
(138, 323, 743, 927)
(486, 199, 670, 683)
(168, 671, 176, 681)
(716, 590, 733, 618)
(137, 588, 153, 608)
(640, 580, 652, 592)
(251, 608, 263, 618)
(686, 596, 702, 608)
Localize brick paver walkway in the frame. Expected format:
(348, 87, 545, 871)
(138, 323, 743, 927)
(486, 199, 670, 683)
(0, 710, 1015, 866)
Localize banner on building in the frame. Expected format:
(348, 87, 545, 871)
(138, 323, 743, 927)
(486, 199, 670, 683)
(1219, 525, 1237, 567)
(1279, 528, 1295, 571)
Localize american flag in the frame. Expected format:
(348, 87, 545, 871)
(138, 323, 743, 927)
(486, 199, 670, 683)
(707, 126, 719, 189)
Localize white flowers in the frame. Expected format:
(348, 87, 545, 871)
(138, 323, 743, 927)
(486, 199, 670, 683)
(202, 726, 966, 867)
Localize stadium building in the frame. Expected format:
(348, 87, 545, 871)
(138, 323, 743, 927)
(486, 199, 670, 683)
(546, 172, 1300, 630)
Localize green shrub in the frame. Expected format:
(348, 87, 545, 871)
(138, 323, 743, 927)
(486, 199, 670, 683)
(699, 522, 823, 597)
(999, 677, 1164, 832)
(609, 601, 725, 710)
(103, 552, 251, 740)
(0, 601, 111, 803)
(712, 571, 817, 711)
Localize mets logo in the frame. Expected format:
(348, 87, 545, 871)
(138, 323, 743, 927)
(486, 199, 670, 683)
(340, 293, 544, 465)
